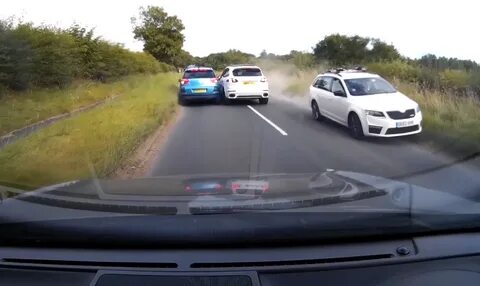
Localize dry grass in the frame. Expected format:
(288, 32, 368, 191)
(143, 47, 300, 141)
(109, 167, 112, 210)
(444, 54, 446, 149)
(0, 73, 178, 189)
(393, 79, 480, 150)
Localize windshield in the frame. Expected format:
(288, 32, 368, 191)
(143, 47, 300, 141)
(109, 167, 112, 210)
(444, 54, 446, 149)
(1, 0, 480, 246)
(183, 70, 216, 79)
(345, 77, 397, 95)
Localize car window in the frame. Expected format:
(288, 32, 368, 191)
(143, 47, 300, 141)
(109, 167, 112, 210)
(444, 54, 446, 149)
(318, 77, 333, 91)
(183, 70, 216, 79)
(331, 78, 346, 94)
(232, 68, 262, 77)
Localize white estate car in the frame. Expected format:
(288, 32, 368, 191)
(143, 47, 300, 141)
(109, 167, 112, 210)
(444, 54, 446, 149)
(218, 65, 269, 104)
(309, 68, 422, 138)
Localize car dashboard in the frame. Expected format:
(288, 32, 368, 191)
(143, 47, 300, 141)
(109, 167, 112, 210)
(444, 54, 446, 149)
(1, 232, 480, 286)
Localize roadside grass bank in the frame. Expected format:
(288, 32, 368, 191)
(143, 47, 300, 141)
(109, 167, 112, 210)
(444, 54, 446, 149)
(279, 67, 480, 158)
(0, 73, 178, 189)
(0, 76, 145, 136)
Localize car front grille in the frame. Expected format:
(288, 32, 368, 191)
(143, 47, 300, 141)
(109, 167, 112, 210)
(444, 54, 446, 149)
(385, 125, 419, 135)
(387, 109, 415, 119)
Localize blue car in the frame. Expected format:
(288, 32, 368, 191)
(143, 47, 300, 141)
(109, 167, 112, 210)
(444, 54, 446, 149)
(178, 67, 220, 105)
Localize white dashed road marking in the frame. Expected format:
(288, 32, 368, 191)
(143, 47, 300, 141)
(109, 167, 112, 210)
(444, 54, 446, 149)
(247, 105, 288, 136)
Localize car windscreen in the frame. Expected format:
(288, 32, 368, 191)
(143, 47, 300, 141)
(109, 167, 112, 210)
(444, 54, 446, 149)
(183, 70, 216, 79)
(232, 68, 262, 77)
(344, 77, 397, 95)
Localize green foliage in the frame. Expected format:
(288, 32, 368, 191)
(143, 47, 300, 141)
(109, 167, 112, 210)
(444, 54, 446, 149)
(439, 69, 470, 90)
(132, 6, 185, 66)
(0, 73, 178, 187)
(289, 51, 316, 70)
(313, 34, 400, 65)
(367, 60, 480, 94)
(196, 50, 256, 70)
(369, 39, 401, 62)
(417, 54, 479, 72)
(0, 20, 167, 92)
(367, 61, 420, 82)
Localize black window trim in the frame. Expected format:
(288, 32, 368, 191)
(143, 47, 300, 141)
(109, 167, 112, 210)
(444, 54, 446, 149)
(331, 77, 347, 95)
(221, 68, 230, 78)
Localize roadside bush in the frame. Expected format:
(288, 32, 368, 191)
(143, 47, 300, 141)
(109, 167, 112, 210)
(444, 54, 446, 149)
(439, 69, 470, 90)
(0, 20, 168, 92)
(367, 60, 420, 82)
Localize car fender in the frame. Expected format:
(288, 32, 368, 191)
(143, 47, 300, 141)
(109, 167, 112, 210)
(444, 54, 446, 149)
(347, 106, 367, 131)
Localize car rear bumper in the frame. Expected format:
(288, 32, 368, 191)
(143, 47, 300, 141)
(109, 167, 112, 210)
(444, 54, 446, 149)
(180, 92, 219, 101)
(226, 89, 269, 99)
(362, 112, 423, 137)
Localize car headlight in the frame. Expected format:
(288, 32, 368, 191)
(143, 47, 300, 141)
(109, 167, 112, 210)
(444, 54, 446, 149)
(365, 110, 385, 117)
(416, 105, 421, 113)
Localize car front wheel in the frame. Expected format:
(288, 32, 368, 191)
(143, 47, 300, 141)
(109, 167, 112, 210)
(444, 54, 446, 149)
(348, 113, 364, 139)
(259, 98, 268, 104)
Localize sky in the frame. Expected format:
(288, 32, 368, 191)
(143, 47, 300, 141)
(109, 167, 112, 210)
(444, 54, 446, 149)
(1, 0, 479, 62)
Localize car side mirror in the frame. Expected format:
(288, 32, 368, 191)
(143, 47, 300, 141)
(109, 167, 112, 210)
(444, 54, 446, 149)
(333, 90, 346, 97)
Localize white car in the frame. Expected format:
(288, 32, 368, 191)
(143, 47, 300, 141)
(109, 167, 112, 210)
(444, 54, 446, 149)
(309, 68, 422, 138)
(218, 65, 269, 104)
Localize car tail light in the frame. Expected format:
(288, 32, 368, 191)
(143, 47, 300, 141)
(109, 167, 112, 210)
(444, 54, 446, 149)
(180, 79, 190, 85)
(231, 78, 239, 83)
(210, 78, 218, 83)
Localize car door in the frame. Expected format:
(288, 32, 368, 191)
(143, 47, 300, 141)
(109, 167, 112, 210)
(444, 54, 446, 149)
(315, 76, 334, 118)
(310, 76, 322, 105)
(329, 78, 349, 125)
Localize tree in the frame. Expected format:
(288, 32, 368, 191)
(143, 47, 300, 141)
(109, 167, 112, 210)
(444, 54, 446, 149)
(131, 6, 185, 66)
(313, 34, 369, 66)
(368, 39, 400, 62)
(260, 49, 268, 58)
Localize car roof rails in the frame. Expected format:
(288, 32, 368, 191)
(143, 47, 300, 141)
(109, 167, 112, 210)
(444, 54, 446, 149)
(325, 66, 368, 76)
(326, 68, 346, 75)
(230, 64, 257, 67)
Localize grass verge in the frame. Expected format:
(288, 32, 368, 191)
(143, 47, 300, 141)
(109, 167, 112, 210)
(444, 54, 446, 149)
(0, 77, 145, 136)
(0, 73, 178, 189)
(393, 79, 480, 156)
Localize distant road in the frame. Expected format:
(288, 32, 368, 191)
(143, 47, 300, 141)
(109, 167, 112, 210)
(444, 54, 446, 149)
(149, 90, 480, 200)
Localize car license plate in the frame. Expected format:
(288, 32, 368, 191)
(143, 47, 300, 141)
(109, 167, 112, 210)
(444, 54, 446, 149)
(243, 81, 254, 85)
(231, 180, 269, 191)
(193, 89, 207, 93)
(396, 120, 414, 128)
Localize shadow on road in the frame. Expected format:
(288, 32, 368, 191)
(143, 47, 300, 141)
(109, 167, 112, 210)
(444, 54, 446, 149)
(180, 99, 260, 107)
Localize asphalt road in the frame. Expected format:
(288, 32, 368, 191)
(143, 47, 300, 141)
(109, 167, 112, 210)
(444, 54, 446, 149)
(149, 94, 480, 199)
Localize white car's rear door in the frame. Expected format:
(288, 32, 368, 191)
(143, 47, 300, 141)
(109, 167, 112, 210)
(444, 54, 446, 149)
(316, 76, 334, 118)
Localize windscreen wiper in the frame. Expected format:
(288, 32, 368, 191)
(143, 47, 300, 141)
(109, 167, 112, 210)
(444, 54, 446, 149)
(190, 188, 387, 215)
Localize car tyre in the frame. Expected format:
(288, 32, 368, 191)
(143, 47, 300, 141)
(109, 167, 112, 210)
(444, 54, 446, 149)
(259, 98, 269, 105)
(178, 96, 187, 106)
(311, 101, 323, 121)
(215, 95, 222, 105)
(348, 113, 364, 139)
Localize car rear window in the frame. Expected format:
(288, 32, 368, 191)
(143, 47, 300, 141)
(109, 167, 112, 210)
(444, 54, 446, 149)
(183, 70, 216, 79)
(232, 68, 262, 77)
